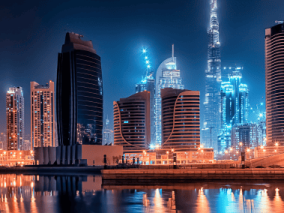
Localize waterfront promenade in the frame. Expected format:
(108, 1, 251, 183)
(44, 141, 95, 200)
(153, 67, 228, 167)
(102, 168, 284, 180)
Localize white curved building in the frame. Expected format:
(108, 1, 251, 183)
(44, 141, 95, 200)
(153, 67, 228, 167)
(155, 46, 184, 145)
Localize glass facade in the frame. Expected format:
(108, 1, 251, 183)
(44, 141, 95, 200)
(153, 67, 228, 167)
(218, 67, 249, 153)
(202, 0, 221, 151)
(6, 87, 24, 150)
(57, 32, 103, 146)
(155, 55, 184, 145)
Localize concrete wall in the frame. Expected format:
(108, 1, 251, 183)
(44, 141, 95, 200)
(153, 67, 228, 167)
(102, 168, 284, 180)
(82, 145, 123, 166)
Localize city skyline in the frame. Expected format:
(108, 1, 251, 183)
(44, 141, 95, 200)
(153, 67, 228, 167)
(0, 0, 283, 139)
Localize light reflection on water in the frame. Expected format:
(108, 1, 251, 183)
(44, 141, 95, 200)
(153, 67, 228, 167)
(0, 174, 284, 213)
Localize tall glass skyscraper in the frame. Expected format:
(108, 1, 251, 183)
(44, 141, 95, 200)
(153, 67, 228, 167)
(155, 45, 184, 145)
(203, 0, 221, 151)
(218, 67, 249, 153)
(6, 87, 24, 150)
(57, 32, 103, 147)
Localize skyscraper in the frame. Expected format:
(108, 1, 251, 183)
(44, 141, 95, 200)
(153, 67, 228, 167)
(218, 67, 249, 153)
(102, 116, 114, 145)
(57, 32, 103, 146)
(202, 0, 221, 150)
(6, 87, 24, 150)
(136, 72, 155, 145)
(265, 22, 284, 146)
(113, 91, 150, 153)
(31, 81, 56, 148)
(155, 45, 184, 145)
(161, 88, 200, 150)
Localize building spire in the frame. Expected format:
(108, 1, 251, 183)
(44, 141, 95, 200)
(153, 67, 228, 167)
(172, 44, 174, 58)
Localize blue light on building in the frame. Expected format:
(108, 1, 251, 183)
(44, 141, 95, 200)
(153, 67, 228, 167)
(218, 67, 249, 153)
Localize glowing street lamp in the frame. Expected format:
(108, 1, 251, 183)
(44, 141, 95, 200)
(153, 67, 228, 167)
(142, 49, 146, 53)
(247, 148, 250, 152)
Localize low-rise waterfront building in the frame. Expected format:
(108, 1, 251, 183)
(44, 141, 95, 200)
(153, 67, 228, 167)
(113, 91, 150, 153)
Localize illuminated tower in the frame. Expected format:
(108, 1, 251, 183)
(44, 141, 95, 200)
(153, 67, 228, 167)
(265, 21, 284, 146)
(218, 67, 249, 153)
(31, 81, 56, 148)
(136, 49, 156, 145)
(155, 45, 184, 145)
(6, 87, 24, 150)
(202, 0, 221, 150)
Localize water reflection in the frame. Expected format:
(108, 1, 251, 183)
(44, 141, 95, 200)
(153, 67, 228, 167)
(1, 174, 284, 212)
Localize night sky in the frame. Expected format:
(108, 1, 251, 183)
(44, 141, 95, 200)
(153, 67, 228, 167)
(0, 0, 283, 137)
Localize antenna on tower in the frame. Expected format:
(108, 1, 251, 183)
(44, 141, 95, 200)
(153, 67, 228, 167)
(172, 44, 174, 58)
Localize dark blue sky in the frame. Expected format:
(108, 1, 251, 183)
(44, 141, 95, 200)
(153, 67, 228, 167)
(0, 0, 283, 136)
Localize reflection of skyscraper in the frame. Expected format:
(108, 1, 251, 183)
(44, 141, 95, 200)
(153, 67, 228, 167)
(155, 45, 184, 145)
(202, 0, 221, 150)
(31, 81, 56, 148)
(6, 87, 24, 150)
(161, 88, 200, 150)
(56, 32, 103, 146)
(114, 91, 150, 153)
(218, 67, 249, 153)
(265, 22, 284, 146)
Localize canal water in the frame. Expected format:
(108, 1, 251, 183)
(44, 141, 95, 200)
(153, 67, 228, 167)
(0, 174, 283, 213)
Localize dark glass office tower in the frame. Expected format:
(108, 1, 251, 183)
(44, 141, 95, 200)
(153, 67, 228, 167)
(57, 32, 103, 146)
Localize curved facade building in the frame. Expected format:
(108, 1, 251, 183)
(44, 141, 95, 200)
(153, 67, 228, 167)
(265, 23, 284, 146)
(57, 32, 103, 146)
(161, 88, 200, 150)
(114, 91, 150, 153)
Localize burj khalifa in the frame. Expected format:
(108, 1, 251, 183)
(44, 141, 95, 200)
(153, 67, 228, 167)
(202, 0, 221, 151)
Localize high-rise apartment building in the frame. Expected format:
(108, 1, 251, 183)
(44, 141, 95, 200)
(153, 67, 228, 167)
(202, 0, 221, 150)
(155, 45, 184, 145)
(57, 32, 103, 146)
(265, 22, 284, 146)
(161, 88, 200, 150)
(114, 91, 150, 153)
(218, 67, 249, 153)
(136, 72, 155, 145)
(6, 87, 24, 150)
(31, 81, 56, 148)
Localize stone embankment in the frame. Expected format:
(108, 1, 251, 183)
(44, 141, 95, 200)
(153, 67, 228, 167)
(102, 168, 284, 180)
